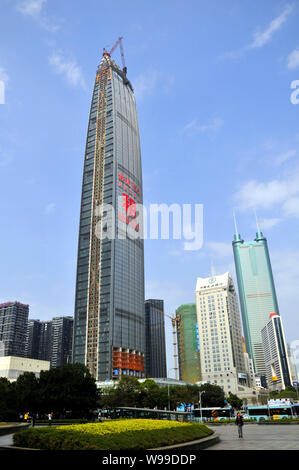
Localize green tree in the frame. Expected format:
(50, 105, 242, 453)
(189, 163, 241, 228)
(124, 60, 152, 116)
(113, 376, 141, 407)
(139, 379, 167, 409)
(38, 363, 98, 417)
(227, 392, 243, 410)
(269, 388, 297, 400)
(13, 372, 40, 414)
(98, 385, 119, 408)
(0, 378, 17, 421)
(198, 383, 225, 407)
(98, 376, 142, 408)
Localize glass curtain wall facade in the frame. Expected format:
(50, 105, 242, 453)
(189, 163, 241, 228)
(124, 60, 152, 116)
(176, 304, 201, 383)
(0, 302, 29, 357)
(145, 299, 167, 378)
(25, 319, 42, 359)
(51, 317, 73, 368)
(261, 313, 291, 391)
(73, 53, 145, 381)
(233, 231, 280, 376)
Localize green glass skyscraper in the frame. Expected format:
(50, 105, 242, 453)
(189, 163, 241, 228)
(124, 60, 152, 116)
(232, 229, 280, 376)
(176, 304, 201, 383)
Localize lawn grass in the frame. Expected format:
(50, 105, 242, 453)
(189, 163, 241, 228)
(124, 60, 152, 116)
(13, 419, 214, 450)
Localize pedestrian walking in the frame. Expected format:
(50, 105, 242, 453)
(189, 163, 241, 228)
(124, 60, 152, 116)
(48, 412, 53, 426)
(31, 412, 36, 427)
(235, 412, 244, 438)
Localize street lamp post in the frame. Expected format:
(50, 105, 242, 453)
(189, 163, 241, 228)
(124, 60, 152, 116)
(167, 368, 176, 411)
(295, 383, 299, 401)
(199, 391, 205, 423)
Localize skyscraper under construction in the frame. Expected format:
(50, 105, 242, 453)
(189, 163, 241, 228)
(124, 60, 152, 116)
(73, 40, 145, 381)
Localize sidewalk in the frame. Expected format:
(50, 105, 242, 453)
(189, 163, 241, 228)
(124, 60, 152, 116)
(0, 432, 14, 448)
(207, 423, 299, 450)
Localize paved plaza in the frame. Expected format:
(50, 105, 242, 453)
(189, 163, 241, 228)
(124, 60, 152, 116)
(207, 423, 299, 450)
(0, 423, 298, 451)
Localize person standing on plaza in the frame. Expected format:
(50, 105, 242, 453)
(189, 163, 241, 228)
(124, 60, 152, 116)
(48, 412, 53, 426)
(235, 412, 244, 438)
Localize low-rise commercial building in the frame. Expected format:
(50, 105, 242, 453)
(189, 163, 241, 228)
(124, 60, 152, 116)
(0, 356, 50, 382)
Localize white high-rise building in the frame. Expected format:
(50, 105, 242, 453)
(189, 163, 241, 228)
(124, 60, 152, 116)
(195, 273, 248, 395)
(244, 351, 255, 387)
(261, 313, 292, 391)
(287, 344, 298, 384)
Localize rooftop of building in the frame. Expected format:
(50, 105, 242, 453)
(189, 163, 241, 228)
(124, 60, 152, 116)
(0, 301, 29, 309)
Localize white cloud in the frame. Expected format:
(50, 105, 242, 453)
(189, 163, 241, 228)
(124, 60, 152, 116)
(0, 67, 8, 104)
(44, 202, 56, 214)
(49, 53, 86, 89)
(133, 68, 159, 101)
(0, 150, 13, 168)
(16, 0, 59, 32)
(234, 168, 299, 222)
(205, 241, 233, 259)
(0, 67, 9, 84)
(256, 217, 282, 230)
(287, 48, 299, 69)
(271, 250, 299, 344)
(180, 117, 223, 136)
(132, 68, 175, 102)
(234, 169, 299, 211)
(17, 0, 46, 18)
(282, 197, 299, 217)
(275, 149, 296, 165)
(249, 4, 293, 49)
(222, 4, 293, 59)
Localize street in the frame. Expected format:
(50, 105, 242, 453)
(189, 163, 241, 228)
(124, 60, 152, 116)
(207, 423, 299, 450)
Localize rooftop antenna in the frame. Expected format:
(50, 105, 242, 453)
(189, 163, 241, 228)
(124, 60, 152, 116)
(211, 260, 216, 277)
(233, 209, 242, 242)
(233, 209, 238, 235)
(254, 208, 261, 233)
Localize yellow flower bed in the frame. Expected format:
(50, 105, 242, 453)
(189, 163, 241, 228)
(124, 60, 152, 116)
(60, 419, 191, 433)
(13, 419, 213, 450)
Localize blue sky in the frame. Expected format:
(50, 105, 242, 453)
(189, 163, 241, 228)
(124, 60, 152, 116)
(1, 0, 299, 374)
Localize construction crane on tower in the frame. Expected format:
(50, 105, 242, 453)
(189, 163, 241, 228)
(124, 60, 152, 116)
(155, 308, 179, 380)
(103, 36, 127, 76)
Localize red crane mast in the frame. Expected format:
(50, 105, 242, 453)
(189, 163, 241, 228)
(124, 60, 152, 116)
(103, 36, 127, 76)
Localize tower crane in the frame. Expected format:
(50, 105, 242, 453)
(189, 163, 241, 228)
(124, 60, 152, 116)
(155, 308, 179, 380)
(103, 36, 127, 76)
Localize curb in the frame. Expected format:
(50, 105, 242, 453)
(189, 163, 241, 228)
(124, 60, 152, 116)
(0, 425, 29, 437)
(0, 434, 220, 452)
(150, 434, 220, 450)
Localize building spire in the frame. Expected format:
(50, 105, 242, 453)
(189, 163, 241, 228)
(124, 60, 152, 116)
(254, 209, 264, 239)
(233, 209, 238, 235)
(254, 208, 260, 232)
(233, 209, 242, 242)
(211, 260, 216, 277)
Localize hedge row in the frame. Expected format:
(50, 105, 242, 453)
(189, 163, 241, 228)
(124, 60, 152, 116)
(13, 419, 214, 450)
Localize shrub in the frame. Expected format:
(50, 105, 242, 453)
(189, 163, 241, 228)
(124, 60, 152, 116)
(13, 419, 213, 450)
